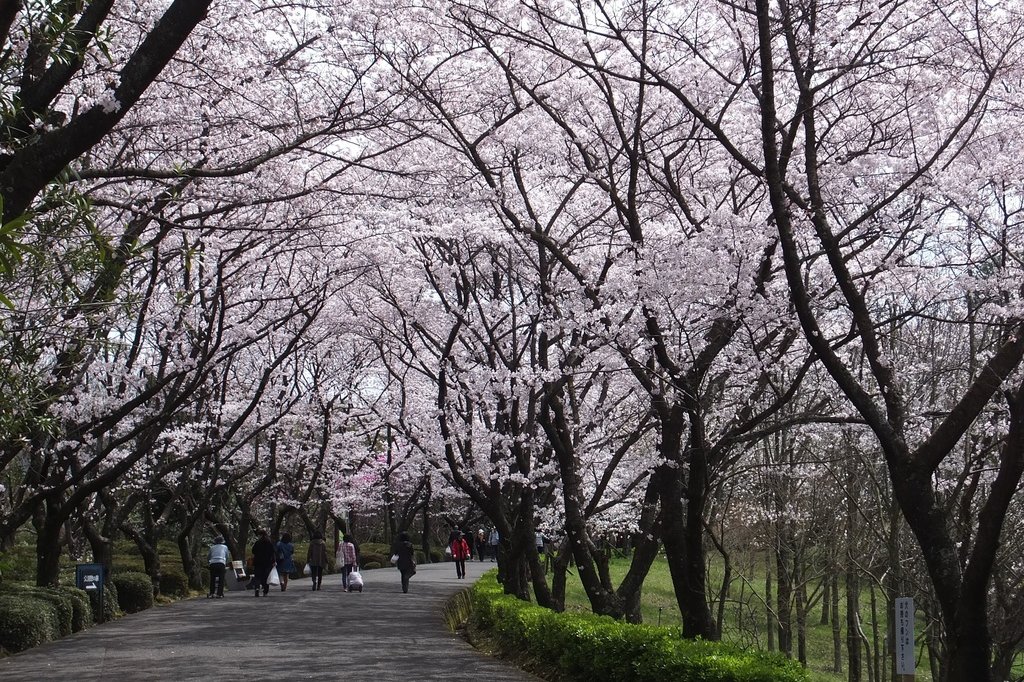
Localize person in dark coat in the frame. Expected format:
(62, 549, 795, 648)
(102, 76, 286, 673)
(251, 529, 276, 597)
(306, 531, 329, 590)
(393, 532, 416, 593)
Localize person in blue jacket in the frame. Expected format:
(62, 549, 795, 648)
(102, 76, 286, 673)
(275, 532, 295, 591)
(207, 536, 230, 598)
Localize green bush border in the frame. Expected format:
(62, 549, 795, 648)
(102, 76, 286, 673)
(111, 571, 154, 614)
(0, 594, 54, 654)
(468, 574, 807, 682)
(56, 585, 93, 632)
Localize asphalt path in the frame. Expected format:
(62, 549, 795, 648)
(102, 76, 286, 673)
(0, 559, 537, 681)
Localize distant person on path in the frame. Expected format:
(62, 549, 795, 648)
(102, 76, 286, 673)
(488, 528, 499, 562)
(306, 531, 329, 591)
(393, 532, 416, 593)
(450, 531, 471, 579)
(339, 534, 358, 592)
(207, 536, 230, 598)
(275, 532, 295, 591)
(251, 530, 276, 597)
(475, 529, 487, 562)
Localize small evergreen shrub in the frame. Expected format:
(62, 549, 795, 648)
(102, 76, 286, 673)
(56, 586, 92, 632)
(110, 559, 146, 574)
(0, 583, 71, 638)
(359, 552, 387, 567)
(0, 595, 54, 654)
(362, 561, 382, 570)
(25, 589, 74, 637)
(469, 575, 807, 682)
(158, 570, 189, 597)
(111, 571, 154, 613)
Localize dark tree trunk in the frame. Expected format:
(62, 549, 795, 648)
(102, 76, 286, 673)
(655, 407, 716, 639)
(776, 534, 794, 656)
(821, 576, 831, 626)
(35, 499, 63, 587)
(766, 553, 775, 652)
(832, 574, 842, 673)
(796, 556, 808, 666)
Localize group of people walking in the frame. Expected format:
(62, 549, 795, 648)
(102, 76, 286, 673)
(208, 526, 513, 597)
(447, 527, 503, 578)
(206, 530, 362, 597)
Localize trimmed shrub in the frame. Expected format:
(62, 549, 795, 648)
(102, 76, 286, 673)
(359, 542, 390, 556)
(0, 583, 72, 639)
(469, 575, 807, 682)
(25, 589, 73, 637)
(56, 586, 93, 632)
(362, 561, 382, 570)
(158, 570, 189, 597)
(0, 595, 54, 654)
(359, 552, 387, 567)
(110, 558, 146, 575)
(111, 571, 154, 613)
(89, 580, 119, 623)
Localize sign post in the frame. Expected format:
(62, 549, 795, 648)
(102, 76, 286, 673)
(75, 563, 104, 622)
(895, 597, 915, 681)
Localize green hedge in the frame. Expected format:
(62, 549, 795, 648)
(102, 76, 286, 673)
(0, 594, 54, 654)
(359, 552, 387, 568)
(159, 570, 189, 597)
(56, 586, 93, 632)
(469, 575, 807, 682)
(111, 571, 154, 613)
(0, 583, 76, 637)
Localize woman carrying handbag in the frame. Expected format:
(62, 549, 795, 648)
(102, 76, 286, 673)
(450, 531, 471, 579)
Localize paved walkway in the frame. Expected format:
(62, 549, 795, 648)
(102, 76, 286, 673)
(0, 560, 536, 681)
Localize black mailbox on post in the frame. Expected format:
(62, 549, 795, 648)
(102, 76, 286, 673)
(75, 563, 104, 619)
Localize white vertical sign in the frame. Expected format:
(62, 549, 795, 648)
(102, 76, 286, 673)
(895, 597, 915, 675)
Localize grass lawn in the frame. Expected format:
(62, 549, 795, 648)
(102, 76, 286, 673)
(556, 553, 940, 682)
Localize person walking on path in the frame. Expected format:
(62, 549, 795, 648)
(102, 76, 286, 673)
(393, 532, 416, 593)
(488, 528, 499, 562)
(450, 531, 471, 579)
(275, 532, 295, 591)
(207, 536, 230, 598)
(339, 534, 358, 592)
(306, 531, 329, 590)
(251, 530, 276, 597)
(475, 529, 487, 562)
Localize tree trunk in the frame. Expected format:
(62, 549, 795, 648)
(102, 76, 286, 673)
(832, 574, 842, 673)
(35, 500, 64, 587)
(549, 544, 570, 612)
(82, 516, 114, 576)
(796, 555, 808, 666)
(655, 407, 716, 640)
(847, 566, 862, 682)
(821, 576, 831, 626)
(177, 526, 203, 591)
(766, 552, 775, 652)
(869, 583, 881, 682)
(776, 532, 794, 656)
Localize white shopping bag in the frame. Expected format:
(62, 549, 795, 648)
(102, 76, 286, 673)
(268, 567, 281, 586)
